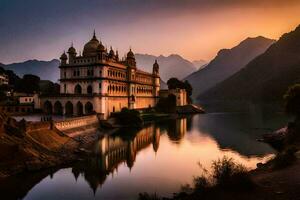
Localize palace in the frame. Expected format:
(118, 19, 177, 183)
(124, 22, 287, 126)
(40, 31, 160, 119)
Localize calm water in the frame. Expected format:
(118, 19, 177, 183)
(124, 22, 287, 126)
(3, 111, 288, 200)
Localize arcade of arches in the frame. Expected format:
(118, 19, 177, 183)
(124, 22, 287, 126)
(43, 100, 94, 116)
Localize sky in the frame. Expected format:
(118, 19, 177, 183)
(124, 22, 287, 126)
(0, 0, 300, 64)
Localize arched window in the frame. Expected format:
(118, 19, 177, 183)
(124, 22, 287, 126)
(74, 84, 82, 94)
(85, 102, 94, 114)
(87, 85, 93, 94)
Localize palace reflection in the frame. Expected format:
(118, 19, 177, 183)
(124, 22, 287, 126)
(71, 118, 188, 194)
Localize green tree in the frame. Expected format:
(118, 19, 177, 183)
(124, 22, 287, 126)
(167, 78, 193, 104)
(16, 74, 40, 93)
(284, 84, 300, 120)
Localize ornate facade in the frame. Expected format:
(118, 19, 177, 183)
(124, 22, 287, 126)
(40, 32, 160, 119)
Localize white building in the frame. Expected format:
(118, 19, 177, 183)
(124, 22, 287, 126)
(40, 32, 160, 119)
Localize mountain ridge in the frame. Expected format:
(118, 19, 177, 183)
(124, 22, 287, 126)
(198, 25, 300, 102)
(185, 36, 275, 98)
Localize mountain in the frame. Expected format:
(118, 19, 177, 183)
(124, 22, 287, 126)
(2, 59, 60, 82)
(160, 78, 168, 90)
(2, 54, 196, 83)
(135, 54, 197, 81)
(198, 25, 300, 102)
(185, 36, 275, 98)
(192, 59, 207, 70)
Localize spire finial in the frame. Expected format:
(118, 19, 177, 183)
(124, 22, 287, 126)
(93, 29, 96, 37)
(71, 42, 73, 47)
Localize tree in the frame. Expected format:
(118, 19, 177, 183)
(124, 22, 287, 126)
(167, 78, 193, 103)
(156, 94, 177, 113)
(15, 74, 40, 93)
(284, 84, 300, 120)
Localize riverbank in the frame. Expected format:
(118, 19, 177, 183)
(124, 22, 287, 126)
(145, 123, 300, 200)
(0, 113, 102, 179)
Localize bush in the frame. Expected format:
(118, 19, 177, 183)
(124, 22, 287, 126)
(114, 108, 143, 127)
(192, 157, 253, 192)
(193, 175, 210, 191)
(138, 193, 161, 200)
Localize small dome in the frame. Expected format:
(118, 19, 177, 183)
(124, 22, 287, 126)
(68, 46, 76, 54)
(60, 52, 67, 60)
(109, 47, 115, 56)
(83, 31, 100, 56)
(97, 42, 105, 52)
(127, 49, 135, 59)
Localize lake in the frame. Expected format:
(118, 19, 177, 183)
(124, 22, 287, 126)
(3, 111, 288, 200)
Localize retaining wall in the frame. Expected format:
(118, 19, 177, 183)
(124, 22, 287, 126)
(54, 114, 99, 131)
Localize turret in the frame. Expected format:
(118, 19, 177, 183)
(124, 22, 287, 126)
(126, 49, 136, 68)
(60, 51, 67, 65)
(67, 44, 77, 64)
(152, 60, 160, 97)
(152, 59, 159, 75)
(109, 46, 115, 59)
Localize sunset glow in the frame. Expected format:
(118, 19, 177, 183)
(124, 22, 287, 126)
(1, 0, 300, 63)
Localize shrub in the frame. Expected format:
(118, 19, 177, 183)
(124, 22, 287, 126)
(193, 175, 210, 191)
(211, 157, 253, 190)
(114, 108, 143, 127)
(192, 157, 254, 193)
(138, 192, 161, 200)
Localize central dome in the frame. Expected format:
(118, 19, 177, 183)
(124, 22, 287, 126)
(83, 32, 100, 56)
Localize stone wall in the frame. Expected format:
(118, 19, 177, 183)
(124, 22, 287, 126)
(54, 114, 99, 131)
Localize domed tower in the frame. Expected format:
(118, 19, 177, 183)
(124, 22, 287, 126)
(97, 41, 106, 61)
(152, 60, 160, 97)
(60, 51, 67, 65)
(115, 50, 119, 61)
(152, 59, 159, 75)
(126, 49, 137, 109)
(67, 44, 77, 64)
(108, 46, 115, 60)
(126, 49, 136, 68)
(83, 31, 100, 57)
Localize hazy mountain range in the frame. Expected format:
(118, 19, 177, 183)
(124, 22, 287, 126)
(185, 36, 275, 98)
(135, 54, 197, 81)
(192, 60, 207, 70)
(1, 54, 200, 83)
(198, 25, 300, 102)
(0, 59, 60, 82)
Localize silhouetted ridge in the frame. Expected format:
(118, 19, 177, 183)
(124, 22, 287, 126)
(184, 36, 275, 98)
(198, 25, 300, 102)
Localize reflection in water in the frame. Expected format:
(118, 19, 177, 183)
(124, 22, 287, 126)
(1, 112, 285, 200)
(73, 125, 161, 194)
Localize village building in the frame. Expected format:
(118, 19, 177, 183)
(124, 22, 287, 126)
(0, 73, 9, 85)
(159, 88, 187, 106)
(39, 32, 160, 119)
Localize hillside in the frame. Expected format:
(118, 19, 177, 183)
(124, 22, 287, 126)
(192, 59, 207, 70)
(185, 37, 275, 98)
(198, 25, 300, 102)
(2, 59, 60, 82)
(135, 54, 197, 81)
